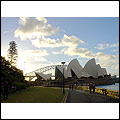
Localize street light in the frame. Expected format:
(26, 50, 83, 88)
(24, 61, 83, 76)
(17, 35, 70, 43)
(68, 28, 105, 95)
(61, 62, 65, 95)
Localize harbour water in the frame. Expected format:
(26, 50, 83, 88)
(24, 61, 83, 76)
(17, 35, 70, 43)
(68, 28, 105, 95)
(96, 83, 119, 91)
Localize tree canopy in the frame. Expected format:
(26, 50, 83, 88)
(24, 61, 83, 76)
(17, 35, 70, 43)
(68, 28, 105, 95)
(7, 41, 18, 66)
(1, 56, 25, 85)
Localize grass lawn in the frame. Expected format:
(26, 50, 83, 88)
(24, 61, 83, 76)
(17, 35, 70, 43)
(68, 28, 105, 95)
(1, 86, 65, 103)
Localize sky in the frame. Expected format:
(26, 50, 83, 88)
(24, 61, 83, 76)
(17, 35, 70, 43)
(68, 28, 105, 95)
(1, 1, 119, 119)
(1, 17, 119, 77)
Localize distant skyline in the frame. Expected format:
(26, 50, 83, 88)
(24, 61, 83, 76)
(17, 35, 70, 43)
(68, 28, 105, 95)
(1, 17, 119, 77)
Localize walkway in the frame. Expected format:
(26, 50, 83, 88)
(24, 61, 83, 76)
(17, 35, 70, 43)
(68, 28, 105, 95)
(66, 89, 119, 103)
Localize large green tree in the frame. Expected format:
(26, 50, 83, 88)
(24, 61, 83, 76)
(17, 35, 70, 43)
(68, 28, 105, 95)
(7, 41, 18, 66)
(1, 56, 27, 94)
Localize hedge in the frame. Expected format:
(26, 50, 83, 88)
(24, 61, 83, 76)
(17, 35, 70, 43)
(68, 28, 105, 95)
(12, 82, 27, 91)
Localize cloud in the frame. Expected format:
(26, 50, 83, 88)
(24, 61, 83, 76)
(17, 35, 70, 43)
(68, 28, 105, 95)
(52, 51, 62, 54)
(4, 29, 15, 34)
(95, 43, 119, 50)
(34, 57, 47, 62)
(62, 34, 85, 47)
(4, 30, 10, 34)
(14, 17, 59, 40)
(63, 47, 94, 58)
(95, 52, 119, 69)
(24, 49, 48, 57)
(31, 34, 86, 48)
(62, 46, 119, 74)
(31, 36, 63, 48)
(112, 49, 118, 52)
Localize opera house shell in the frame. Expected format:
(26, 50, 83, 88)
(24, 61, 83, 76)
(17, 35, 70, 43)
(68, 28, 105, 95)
(101, 68, 107, 76)
(55, 58, 108, 80)
(55, 65, 68, 80)
(82, 58, 98, 78)
(96, 64, 104, 77)
(67, 59, 83, 78)
(35, 72, 52, 80)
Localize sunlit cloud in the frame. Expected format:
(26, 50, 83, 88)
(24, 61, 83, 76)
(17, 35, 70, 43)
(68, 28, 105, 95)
(95, 52, 119, 69)
(31, 36, 63, 48)
(62, 46, 119, 74)
(95, 43, 119, 50)
(24, 49, 48, 57)
(34, 57, 47, 62)
(31, 34, 85, 48)
(63, 47, 94, 58)
(62, 34, 85, 47)
(14, 17, 59, 40)
(16, 50, 48, 74)
(52, 51, 62, 55)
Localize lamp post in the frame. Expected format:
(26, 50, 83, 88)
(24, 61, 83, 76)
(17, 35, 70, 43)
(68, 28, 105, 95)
(61, 62, 65, 95)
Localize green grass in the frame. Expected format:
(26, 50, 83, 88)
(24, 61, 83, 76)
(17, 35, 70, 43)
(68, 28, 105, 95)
(1, 86, 65, 103)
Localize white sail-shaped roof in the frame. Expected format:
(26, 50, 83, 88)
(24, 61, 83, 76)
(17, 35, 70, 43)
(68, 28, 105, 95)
(96, 64, 104, 77)
(56, 65, 67, 78)
(35, 72, 52, 80)
(101, 68, 107, 75)
(67, 59, 83, 78)
(81, 71, 92, 78)
(82, 58, 98, 78)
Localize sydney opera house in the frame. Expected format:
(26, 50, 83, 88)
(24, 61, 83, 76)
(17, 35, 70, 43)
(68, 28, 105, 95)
(34, 58, 113, 86)
(55, 58, 107, 79)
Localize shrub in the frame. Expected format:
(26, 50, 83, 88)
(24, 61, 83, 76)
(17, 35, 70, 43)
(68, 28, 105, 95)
(12, 82, 27, 91)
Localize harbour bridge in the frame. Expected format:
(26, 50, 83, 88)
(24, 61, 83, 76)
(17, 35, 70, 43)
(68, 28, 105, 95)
(24, 65, 67, 81)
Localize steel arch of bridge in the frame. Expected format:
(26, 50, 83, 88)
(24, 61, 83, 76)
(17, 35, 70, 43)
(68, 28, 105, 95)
(24, 65, 67, 81)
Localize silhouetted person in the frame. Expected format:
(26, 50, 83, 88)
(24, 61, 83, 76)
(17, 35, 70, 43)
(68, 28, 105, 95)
(72, 84, 74, 90)
(105, 89, 107, 95)
(102, 89, 105, 95)
(3, 81, 8, 99)
(93, 84, 95, 93)
(89, 83, 92, 94)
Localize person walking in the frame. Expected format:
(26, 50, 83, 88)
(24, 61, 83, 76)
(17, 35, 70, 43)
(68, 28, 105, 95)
(93, 83, 95, 93)
(69, 85, 71, 89)
(89, 83, 92, 94)
(72, 84, 74, 90)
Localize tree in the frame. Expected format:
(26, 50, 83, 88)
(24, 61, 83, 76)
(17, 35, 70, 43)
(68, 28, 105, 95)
(1, 56, 27, 94)
(7, 41, 18, 66)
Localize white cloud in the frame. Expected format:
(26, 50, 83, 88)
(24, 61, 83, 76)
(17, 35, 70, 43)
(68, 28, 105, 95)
(16, 50, 49, 74)
(31, 34, 86, 48)
(62, 34, 85, 47)
(34, 57, 47, 62)
(24, 49, 48, 57)
(31, 36, 63, 48)
(52, 51, 61, 54)
(112, 49, 118, 52)
(95, 43, 119, 50)
(4, 29, 15, 34)
(62, 46, 119, 74)
(14, 17, 59, 40)
(95, 52, 119, 69)
(63, 47, 94, 58)
(4, 30, 10, 34)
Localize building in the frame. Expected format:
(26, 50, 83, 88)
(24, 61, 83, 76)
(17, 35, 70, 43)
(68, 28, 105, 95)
(35, 72, 52, 80)
(35, 58, 112, 86)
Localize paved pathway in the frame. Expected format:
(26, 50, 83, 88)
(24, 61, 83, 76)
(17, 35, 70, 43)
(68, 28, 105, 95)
(66, 89, 119, 103)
